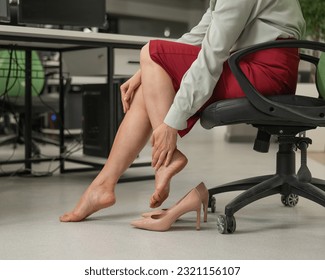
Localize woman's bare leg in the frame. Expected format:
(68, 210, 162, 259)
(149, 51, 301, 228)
(140, 43, 188, 208)
(60, 42, 189, 221)
(60, 86, 152, 222)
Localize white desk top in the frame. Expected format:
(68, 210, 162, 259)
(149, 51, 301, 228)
(0, 25, 152, 50)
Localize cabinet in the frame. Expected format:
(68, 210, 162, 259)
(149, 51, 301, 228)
(114, 48, 140, 76)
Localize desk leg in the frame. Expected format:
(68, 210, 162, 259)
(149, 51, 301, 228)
(107, 46, 116, 149)
(59, 52, 65, 173)
(24, 50, 32, 173)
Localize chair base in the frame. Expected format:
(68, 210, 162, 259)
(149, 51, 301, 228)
(208, 136, 325, 233)
(209, 175, 325, 210)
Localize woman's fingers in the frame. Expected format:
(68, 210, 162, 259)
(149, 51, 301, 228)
(120, 85, 132, 113)
(151, 123, 178, 170)
(120, 69, 141, 113)
(152, 147, 167, 170)
(164, 150, 173, 167)
(120, 84, 128, 113)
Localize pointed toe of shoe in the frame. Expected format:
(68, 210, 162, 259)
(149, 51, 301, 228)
(130, 219, 144, 228)
(131, 217, 170, 231)
(130, 218, 153, 230)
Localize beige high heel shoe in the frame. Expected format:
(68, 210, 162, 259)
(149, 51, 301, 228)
(141, 182, 208, 222)
(131, 185, 205, 231)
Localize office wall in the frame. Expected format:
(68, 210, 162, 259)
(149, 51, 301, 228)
(106, 0, 208, 29)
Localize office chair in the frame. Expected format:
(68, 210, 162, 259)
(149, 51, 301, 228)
(200, 40, 325, 234)
(0, 49, 70, 156)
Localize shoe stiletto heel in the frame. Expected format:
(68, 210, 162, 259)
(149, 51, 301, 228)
(131, 186, 203, 231)
(141, 182, 209, 223)
(196, 182, 208, 222)
(203, 202, 208, 223)
(195, 206, 201, 230)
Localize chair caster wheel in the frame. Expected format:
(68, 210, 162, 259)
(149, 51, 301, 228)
(209, 196, 216, 213)
(216, 215, 236, 234)
(281, 194, 299, 207)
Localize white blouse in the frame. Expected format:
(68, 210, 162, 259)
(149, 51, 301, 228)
(164, 0, 306, 131)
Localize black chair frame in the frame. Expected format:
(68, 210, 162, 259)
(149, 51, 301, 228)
(200, 40, 325, 234)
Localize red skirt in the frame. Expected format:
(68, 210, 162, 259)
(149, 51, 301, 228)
(149, 39, 300, 137)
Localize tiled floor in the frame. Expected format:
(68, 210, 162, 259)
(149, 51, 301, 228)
(0, 125, 325, 260)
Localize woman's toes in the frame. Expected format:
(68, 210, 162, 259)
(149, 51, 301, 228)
(150, 190, 169, 208)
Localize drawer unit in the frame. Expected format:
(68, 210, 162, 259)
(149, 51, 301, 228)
(114, 48, 140, 76)
(62, 47, 141, 77)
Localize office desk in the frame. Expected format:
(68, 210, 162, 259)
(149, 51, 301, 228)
(0, 25, 153, 180)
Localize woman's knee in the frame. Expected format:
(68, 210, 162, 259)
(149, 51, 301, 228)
(140, 42, 152, 66)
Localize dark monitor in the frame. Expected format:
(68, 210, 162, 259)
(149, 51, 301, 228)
(0, 0, 10, 22)
(18, 0, 107, 28)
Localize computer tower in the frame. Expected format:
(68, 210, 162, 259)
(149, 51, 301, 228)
(82, 79, 125, 158)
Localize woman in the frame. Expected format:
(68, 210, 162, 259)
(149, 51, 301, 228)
(60, 0, 305, 229)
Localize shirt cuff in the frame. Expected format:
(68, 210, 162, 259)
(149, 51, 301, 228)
(164, 105, 192, 130)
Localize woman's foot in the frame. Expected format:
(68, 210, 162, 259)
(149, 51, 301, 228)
(132, 185, 203, 231)
(150, 149, 188, 208)
(59, 183, 116, 222)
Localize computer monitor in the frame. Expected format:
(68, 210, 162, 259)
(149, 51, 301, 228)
(0, 0, 10, 22)
(18, 0, 107, 28)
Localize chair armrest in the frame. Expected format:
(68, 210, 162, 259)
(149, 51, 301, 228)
(300, 53, 319, 67)
(228, 40, 325, 123)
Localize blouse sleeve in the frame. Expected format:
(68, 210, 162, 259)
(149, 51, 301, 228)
(176, 8, 212, 46)
(164, 0, 257, 130)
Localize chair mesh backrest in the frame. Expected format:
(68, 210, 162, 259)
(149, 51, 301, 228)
(317, 52, 325, 99)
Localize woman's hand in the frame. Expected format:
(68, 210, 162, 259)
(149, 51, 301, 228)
(151, 123, 178, 170)
(120, 70, 141, 113)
